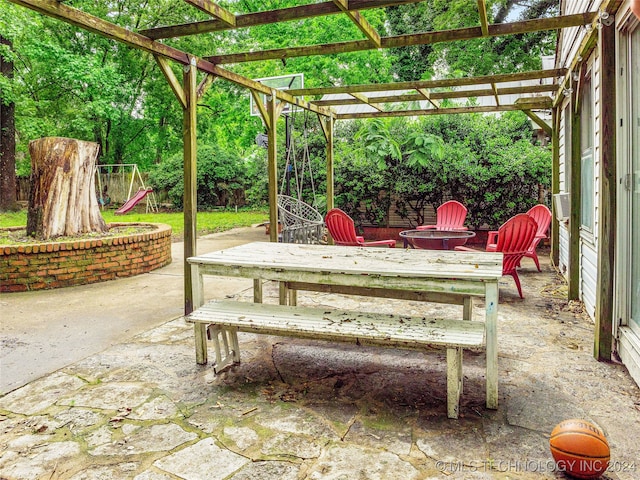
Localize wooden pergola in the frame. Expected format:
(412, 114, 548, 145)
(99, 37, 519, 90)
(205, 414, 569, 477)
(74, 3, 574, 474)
(7, 1, 616, 335)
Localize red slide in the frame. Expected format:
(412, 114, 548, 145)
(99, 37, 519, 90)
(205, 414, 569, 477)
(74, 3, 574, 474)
(114, 188, 153, 215)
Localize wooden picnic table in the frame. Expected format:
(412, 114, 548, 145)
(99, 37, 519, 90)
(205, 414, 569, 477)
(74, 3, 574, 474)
(188, 242, 503, 412)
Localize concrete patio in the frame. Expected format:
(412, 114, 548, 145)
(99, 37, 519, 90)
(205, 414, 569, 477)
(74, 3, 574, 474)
(1, 227, 639, 479)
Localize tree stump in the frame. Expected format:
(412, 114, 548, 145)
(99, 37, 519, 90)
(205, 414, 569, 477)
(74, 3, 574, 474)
(27, 137, 107, 240)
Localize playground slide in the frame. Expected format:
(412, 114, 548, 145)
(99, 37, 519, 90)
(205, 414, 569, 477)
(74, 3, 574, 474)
(114, 188, 153, 215)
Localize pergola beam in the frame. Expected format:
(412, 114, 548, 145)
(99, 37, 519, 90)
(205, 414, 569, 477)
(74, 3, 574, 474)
(140, 0, 424, 39)
(183, 0, 236, 27)
(523, 110, 552, 136)
(336, 101, 553, 119)
(206, 13, 595, 64)
(8, 0, 191, 64)
(313, 84, 557, 106)
(491, 83, 500, 106)
(154, 55, 187, 109)
(291, 69, 565, 96)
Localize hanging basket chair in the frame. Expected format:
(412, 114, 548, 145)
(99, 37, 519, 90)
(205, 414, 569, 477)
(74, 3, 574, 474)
(277, 194, 325, 244)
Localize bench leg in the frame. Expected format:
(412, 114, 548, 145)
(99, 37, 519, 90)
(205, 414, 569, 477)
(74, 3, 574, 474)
(446, 347, 463, 419)
(207, 325, 241, 373)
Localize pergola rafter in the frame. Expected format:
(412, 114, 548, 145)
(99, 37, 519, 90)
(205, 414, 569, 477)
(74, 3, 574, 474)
(332, 0, 382, 47)
(183, 0, 236, 27)
(477, 0, 490, 36)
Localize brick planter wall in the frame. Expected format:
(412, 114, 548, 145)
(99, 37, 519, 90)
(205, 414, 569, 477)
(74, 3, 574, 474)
(0, 223, 172, 292)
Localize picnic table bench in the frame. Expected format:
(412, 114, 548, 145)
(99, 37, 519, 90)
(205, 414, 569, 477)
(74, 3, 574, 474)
(186, 242, 503, 419)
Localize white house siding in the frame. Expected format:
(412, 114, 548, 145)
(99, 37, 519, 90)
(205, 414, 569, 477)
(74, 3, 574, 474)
(558, 0, 640, 388)
(580, 241, 598, 318)
(575, 50, 601, 321)
(558, 1, 602, 321)
(559, 227, 570, 275)
(558, 111, 571, 275)
(559, 1, 596, 68)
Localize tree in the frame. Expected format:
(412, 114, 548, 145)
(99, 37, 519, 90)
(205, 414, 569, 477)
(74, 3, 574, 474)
(27, 137, 107, 240)
(0, 34, 18, 211)
(385, 0, 559, 79)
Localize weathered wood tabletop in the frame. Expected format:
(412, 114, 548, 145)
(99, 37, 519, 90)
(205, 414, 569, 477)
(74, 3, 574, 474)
(188, 242, 503, 409)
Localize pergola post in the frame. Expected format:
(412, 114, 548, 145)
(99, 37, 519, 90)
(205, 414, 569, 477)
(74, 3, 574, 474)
(267, 89, 284, 242)
(183, 57, 198, 314)
(594, 21, 616, 361)
(319, 113, 335, 212)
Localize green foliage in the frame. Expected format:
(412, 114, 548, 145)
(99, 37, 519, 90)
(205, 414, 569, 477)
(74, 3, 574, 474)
(334, 140, 392, 227)
(385, 0, 558, 79)
(335, 112, 551, 229)
(148, 144, 250, 209)
(3, 0, 552, 229)
(354, 119, 403, 168)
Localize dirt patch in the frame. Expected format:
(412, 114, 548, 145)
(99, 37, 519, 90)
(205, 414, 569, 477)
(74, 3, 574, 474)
(0, 224, 156, 246)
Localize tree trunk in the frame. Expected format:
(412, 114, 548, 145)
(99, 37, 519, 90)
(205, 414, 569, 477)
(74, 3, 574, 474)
(0, 35, 18, 212)
(27, 137, 107, 240)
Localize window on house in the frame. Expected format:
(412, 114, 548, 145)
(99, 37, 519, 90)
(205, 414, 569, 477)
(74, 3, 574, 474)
(580, 71, 594, 231)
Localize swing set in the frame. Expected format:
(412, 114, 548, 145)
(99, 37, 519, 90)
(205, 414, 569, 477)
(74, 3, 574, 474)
(94, 163, 158, 214)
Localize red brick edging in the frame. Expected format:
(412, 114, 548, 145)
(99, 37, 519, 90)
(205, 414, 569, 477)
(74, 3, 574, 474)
(0, 223, 172, 292)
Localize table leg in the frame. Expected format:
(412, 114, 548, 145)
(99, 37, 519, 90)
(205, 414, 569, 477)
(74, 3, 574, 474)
(194, 323, 208, 365)
(463, 296, 473, 321)
(191, 264, 204, 309)
(279, 282, 287, 305)
(253, 279, 263, 303)
(485, 281, 499, 409)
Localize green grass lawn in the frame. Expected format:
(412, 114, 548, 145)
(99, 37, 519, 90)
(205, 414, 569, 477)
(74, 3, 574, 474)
(0, 208, 269, 240)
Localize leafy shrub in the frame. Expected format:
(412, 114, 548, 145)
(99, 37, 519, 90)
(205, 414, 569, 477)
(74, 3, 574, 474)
(333, 112, 551, 230)
(148, 144, 249, 209)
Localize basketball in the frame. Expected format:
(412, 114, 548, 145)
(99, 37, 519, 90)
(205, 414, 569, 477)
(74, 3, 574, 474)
(549, 419, 610, 479)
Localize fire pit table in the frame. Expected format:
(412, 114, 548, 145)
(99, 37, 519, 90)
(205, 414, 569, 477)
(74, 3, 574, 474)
(400, 229, 476, 250)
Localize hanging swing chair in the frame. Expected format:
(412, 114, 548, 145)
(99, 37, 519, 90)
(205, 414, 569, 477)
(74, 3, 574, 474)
(277, 194, 324, 244)
(277, 110, 325, 244)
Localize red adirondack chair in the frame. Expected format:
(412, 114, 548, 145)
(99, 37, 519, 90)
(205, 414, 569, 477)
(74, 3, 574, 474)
(455, 213, 538, 298)
(417, 200, 468, 231)
(523, 204, 552, 271)
(325, 208, 396, 248)
(485, 204, 551, 272)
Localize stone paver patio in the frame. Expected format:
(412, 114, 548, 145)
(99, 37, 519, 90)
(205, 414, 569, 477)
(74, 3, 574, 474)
(1, 231, 639, 480)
